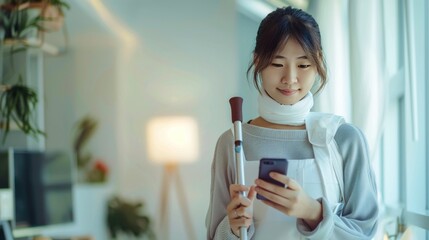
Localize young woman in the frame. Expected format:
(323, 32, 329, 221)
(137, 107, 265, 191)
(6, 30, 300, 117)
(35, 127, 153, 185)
(206, 6, 378, 240)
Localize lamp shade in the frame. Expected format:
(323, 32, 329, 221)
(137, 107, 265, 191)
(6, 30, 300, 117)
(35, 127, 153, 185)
(146, 116, 199, 165)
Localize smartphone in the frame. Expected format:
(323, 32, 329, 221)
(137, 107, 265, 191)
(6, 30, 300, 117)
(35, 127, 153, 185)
(256, 158, 288, 201)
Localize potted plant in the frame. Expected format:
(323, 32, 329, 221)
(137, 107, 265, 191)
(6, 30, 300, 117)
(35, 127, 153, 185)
(107, 196, 156, 240)
(73, 116, 110, 183)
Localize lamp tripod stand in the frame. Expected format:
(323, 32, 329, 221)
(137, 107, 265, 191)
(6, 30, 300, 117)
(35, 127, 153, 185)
(159, 164, 197, 240)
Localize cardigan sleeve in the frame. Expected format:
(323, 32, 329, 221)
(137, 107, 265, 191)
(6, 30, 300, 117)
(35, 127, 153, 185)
(205, 130, 256, 239)
(297, 123, 379, 239)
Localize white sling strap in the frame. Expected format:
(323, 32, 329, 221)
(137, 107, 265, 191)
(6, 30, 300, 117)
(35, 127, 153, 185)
(306, 112, 345, 215)
(329, 139, 345, 215)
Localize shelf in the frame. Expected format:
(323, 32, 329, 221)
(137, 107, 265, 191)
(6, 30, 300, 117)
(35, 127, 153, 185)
(2, 38, 60, 56)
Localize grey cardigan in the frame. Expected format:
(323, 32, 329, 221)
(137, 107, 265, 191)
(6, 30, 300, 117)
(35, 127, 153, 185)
(206, 120, 378, 239)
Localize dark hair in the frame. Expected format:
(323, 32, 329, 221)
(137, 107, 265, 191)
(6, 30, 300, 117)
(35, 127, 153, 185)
(247, 6, 327, 94)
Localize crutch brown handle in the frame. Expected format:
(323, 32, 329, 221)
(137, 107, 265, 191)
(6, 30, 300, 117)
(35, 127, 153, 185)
(229, 97, 248, 240)
(229, 97, 243, 123)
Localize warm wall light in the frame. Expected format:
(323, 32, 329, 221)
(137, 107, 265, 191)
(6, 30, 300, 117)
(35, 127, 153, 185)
(147, 116, 198, 165)
(146, 116, 198, 240)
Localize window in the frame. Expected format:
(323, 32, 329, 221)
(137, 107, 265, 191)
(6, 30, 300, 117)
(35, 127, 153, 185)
(379, 0, 428, 239)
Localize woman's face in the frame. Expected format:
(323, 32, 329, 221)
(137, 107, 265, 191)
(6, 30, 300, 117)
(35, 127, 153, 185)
(260, 37, 317, 105)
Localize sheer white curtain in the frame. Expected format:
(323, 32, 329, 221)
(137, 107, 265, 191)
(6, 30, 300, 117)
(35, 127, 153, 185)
(309, 0, 351, 122)
(309, 0, 385, 160)
(347, 0, 385, 160)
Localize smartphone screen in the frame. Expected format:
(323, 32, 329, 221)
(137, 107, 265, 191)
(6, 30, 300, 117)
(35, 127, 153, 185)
(257, 158, 288, 201)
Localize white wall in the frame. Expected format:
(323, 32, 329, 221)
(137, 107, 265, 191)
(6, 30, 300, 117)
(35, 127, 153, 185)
(43, 1, 242, 239)
(116, 1, 238, 239)
(237, 12, 260, 122)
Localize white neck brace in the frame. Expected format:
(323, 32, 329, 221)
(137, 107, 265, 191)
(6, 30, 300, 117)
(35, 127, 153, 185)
(258, 90, 314, 126)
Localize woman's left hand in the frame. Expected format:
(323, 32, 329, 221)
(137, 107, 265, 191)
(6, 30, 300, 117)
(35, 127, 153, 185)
(254, 172, 323, 229)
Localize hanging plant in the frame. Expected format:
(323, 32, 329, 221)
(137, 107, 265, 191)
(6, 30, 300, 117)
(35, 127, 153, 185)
(0, 75, 44, 143)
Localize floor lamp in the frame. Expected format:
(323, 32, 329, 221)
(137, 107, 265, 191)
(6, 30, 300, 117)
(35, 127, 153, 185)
(147, 116, 198, 240)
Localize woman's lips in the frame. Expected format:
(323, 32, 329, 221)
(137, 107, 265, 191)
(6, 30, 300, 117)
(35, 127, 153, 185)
(278, 88, 298, 96)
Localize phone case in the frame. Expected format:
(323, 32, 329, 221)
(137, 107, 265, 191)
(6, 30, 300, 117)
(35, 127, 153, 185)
(256, 158, 288, 201)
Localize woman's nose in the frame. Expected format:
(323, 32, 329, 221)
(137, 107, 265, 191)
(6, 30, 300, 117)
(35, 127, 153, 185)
(280, 67, 298, 84)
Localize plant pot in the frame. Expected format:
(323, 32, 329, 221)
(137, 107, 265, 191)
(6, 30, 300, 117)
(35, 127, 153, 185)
(40, 4, 64, 32)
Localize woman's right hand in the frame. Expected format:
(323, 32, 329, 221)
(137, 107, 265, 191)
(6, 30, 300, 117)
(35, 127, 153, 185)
(227, 184, 256, 236)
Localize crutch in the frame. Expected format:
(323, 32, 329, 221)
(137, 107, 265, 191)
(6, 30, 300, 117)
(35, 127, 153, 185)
(229, 97, 248, 240)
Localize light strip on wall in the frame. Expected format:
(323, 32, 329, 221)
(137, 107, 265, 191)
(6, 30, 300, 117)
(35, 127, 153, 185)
(86, 0, 137, 187)
(88, 0, 137, 46)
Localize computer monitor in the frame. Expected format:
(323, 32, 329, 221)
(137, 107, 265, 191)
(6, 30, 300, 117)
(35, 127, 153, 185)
(0, 154, 9, 189)
(0, 149, 75, 238)
(0, 151, 13, 222)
